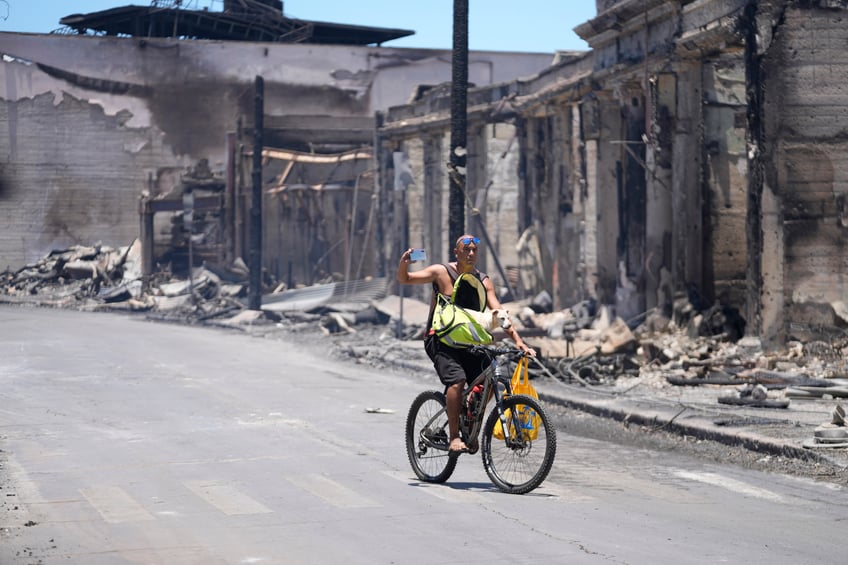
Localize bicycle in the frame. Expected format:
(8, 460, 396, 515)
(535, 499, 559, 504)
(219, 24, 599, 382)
(404, 345, 557, 494)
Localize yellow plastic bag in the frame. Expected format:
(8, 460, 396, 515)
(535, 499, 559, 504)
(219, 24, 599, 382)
(493, 357, 541, 440)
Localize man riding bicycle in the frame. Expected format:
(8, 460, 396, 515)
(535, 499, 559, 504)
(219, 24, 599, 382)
(397, 234, 536, 453)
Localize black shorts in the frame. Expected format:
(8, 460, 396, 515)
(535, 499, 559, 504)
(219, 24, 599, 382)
(424, 334, 490, 386)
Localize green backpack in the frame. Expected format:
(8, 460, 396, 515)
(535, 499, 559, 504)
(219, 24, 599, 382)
(431, 270, 493, 348)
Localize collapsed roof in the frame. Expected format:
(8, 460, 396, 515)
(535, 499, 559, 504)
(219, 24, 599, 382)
(57, 0, 415, 46)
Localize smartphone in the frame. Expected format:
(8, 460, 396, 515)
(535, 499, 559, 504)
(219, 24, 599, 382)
(410, 248, 427, 263)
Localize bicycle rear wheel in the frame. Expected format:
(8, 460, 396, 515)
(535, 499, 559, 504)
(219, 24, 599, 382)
(405, 390, 458, 483)
(481, 394, 556, 494)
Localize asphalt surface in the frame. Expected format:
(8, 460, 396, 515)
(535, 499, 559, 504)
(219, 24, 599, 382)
(5, 306, 848, 565)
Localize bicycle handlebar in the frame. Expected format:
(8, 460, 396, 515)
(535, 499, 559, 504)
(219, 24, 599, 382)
(468, 344, 528, 359)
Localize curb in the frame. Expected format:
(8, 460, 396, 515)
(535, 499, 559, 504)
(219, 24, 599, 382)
(536, 383, 848, 469)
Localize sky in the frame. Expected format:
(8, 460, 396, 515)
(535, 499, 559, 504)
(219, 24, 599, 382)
(0, 1, 595, 53)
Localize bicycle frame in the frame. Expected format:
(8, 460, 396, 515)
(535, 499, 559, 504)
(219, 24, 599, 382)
(418, 347, 525, 454)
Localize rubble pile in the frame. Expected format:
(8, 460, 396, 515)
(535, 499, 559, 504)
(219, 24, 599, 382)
(505, 290, 848, 410)
(0, 240, 250, 323)
(1, 242, 144, 306)
(0, 241, 388, 330)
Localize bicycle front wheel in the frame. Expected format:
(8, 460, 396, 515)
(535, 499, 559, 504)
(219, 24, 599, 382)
(405, 390, 458, 483)
(481, 394, 556, 494)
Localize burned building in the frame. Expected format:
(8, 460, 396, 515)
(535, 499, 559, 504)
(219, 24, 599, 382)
(378, 0, 848, 348)
(0, 0, 554, 286)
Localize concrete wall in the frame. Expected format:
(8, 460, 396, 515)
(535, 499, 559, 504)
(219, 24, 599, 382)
(0, 86, 175, 269)
(760, 4, 848, 342)
(670, 62, 704, 303)
(482, 123, 523, 295)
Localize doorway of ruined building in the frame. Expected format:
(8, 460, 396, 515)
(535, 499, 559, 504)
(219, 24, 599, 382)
(139, 144, 377, 294)
(139, 158, 229, 285)
(235, 146, 377, 290)
(612, 91, 648, 325)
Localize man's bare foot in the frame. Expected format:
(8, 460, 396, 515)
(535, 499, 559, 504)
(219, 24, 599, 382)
(449, 438, 469, 453)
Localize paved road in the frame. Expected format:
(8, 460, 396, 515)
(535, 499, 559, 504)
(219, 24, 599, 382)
(1, 307, 846, 564)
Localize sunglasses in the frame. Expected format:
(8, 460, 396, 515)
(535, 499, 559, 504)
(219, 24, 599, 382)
(460, 237, 480, 245)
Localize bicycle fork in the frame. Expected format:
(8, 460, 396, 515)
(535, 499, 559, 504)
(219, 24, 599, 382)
(490, 367, 532, 448)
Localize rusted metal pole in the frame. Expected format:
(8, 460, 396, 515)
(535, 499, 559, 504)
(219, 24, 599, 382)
(448, 0, 469, 253)
(248, 75, 264, 310)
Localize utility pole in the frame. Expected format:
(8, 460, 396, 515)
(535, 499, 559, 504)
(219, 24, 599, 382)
(448, 0, 469, 253)
(248, 75, 264, 310)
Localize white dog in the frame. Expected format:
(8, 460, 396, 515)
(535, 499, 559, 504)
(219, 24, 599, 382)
(467, 308, 511, 331)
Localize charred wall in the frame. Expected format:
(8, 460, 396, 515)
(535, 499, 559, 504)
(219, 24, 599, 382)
(760, 3, 848, 342)
(702, 56, 750, 310)
(520, 108, 582, 310)
(0, 90, 164, 269)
